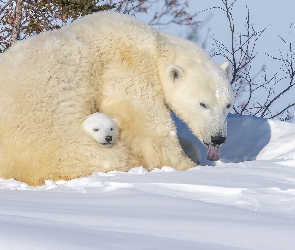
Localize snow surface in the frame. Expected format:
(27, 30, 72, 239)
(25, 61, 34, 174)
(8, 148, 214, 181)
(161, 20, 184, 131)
(1, 114, 295, 250)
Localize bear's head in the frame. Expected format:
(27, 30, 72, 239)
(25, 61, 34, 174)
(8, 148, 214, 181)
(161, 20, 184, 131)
(159, 35, 234, 161)
(82, 113, 119, 147)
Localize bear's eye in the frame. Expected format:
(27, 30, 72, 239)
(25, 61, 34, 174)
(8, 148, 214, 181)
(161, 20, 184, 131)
(200, 103, 208, 109)
(93, 128, 99, 132)
(226, 104, 231, 109)
(110, 128, 113, 131)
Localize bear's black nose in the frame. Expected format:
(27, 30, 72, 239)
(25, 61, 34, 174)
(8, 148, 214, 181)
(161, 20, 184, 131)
(105, 135, 112, 143)
(211, 136, 226, 146)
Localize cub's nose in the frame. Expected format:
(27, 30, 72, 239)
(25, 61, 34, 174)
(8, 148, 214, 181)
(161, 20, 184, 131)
(211, 136, 226, 146)
(105, 135, 112, 143)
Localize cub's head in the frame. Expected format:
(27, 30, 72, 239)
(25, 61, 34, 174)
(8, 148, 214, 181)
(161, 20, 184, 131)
(82, 113, 119, 147)
(159, 36, 234, 161)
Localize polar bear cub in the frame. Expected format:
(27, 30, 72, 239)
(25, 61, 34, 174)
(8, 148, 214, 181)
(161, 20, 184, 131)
(82, 113, 119, 147)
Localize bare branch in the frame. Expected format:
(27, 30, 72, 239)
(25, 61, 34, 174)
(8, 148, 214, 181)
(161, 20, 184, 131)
(0, 0, 13, 16)
(206, 0, 295, 122)
(11, 0, 23, 44)
(271, 103, 295, 119)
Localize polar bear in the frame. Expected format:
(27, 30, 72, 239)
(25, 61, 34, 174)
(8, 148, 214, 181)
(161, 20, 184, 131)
(82, 113, 119, 147)
(0, 12, 233, 185)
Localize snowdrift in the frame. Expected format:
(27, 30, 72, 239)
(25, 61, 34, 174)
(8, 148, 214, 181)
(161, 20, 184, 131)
(175, 113, 295, 164)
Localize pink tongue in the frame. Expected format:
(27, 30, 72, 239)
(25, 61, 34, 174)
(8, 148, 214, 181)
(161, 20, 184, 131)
(206, 144, 221, 161)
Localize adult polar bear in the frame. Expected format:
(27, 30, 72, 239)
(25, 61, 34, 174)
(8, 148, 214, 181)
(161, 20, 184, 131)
(0, 12, 233, 186)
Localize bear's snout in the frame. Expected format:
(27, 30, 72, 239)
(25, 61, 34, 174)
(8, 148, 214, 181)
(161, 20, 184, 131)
(211, 136, 226, 146)
(105, 135, 113, 143)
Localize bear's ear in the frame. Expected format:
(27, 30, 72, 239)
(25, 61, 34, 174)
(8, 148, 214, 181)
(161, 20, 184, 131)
(167, 65, 184, 83)
(220, 62, 231, 79)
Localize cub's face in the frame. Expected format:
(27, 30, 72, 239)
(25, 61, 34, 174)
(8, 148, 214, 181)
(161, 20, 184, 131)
(82, 113, 119, 147)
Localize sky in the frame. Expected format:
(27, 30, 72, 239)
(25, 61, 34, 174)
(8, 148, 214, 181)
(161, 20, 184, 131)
(189, 0, 295, 61)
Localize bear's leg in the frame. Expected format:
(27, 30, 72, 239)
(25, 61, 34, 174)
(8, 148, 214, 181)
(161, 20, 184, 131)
(50, 140, 139, 183)
(0, 139, 137, 186)
(100, 100, 196, 171)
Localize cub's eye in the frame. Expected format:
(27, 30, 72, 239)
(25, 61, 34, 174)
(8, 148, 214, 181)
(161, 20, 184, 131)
(93, 128, 99, 132)
(200, 103, 207, 109)
(110, 128, 113, 131)
(226, 104, 231, 109)
(171, 69, 180, 80)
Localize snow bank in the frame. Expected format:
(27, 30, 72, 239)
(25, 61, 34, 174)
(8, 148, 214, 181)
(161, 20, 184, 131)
(175, 113, 295, 164)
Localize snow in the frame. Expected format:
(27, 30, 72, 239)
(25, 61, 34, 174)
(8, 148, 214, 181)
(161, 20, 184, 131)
(1, 114, 295, 249)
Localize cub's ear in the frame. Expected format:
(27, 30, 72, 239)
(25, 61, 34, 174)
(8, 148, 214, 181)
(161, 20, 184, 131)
(167, 65, 184, 83)
(220, 62, 231, 79)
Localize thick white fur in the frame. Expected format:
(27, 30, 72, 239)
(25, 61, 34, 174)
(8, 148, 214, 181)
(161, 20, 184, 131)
(82, 113, 118, 147)
(0, 12, 233, 185)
